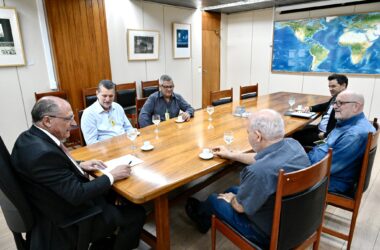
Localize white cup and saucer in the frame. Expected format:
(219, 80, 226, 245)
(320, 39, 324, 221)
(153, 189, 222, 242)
(176, 115, 185, 123)
(140, 141, 154, 151)
(199, 148, 213, 160)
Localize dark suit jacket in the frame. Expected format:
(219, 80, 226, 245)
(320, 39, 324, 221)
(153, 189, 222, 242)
(311, 96, 337, 137)
(11, 126, 111, 249)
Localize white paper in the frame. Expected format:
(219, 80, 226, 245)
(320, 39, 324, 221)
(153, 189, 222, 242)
(101, 154, 143, 173)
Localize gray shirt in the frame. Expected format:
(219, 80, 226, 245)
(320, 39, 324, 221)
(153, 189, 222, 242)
(237, 138, 310, 238)
(138, 91, 194, 128)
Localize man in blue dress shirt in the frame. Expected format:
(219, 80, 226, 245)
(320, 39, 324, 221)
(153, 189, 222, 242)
(138, 74, 194, 128)
(308, 90, 375, 195)
(81, 80, 133, 145)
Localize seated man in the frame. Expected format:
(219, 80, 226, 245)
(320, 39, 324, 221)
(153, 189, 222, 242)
(309, 90, 375, 195)
(81, 79, 134, 145)
(11, 96, 145, 250)
(293, 73, 348, 146)
(185, 109, 310, 248)
(138, 74, 194, 128)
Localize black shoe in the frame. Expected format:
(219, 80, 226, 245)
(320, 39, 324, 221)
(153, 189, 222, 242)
(185, 197, 210, 234)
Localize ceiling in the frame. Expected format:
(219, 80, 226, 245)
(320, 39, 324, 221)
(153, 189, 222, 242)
(144, 0, 372, 14)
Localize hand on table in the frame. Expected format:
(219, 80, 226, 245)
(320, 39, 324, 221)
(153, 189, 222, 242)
(110, 164, 132, 181)
(181, 112, 191, 121)
(80, 160, 107, 172)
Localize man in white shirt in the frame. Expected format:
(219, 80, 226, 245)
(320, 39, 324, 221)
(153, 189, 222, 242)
(81, 80, 133, 145)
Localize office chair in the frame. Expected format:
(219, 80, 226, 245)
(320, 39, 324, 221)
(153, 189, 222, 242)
(210, 88, 233, 106)
(212, 149, 332, 250)
(240, 83, 258, 100)
(141, 79, 159, 98)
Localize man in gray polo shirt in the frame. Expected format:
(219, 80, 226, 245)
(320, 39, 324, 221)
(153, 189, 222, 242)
(185, 109, 310, 248)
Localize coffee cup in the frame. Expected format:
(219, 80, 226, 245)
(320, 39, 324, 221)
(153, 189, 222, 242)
(297, 104, 303, 111)
(202, 148, 211, 155)
(144, 141, 151, 147)
(177, 115, 184, 122)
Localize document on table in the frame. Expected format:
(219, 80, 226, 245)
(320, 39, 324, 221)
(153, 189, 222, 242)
(101, 154, 143, 173)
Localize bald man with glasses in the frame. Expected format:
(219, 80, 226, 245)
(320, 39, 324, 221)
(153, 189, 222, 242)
(308, 90, 375, 195)
(138, 74, 194, 128)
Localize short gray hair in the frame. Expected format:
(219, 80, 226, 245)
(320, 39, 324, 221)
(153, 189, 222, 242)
(159, 74, 173, 84)
(98, 79, 116, 91)
(31, 98, 60, 123)
(249, 109, 285, 140)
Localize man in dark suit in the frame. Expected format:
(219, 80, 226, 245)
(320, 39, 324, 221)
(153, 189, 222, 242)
(293, 73, 348, 146)
(11, 96, 146, 250)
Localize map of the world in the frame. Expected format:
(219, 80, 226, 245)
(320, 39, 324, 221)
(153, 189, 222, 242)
(272, 12, 380, 74)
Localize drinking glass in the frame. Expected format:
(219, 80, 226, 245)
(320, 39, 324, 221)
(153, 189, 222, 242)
(206, 105, 214, 121)
(127, 128, 138, 155)
(224, 131, 234, 149)
(288, 96, 296, 111)
(152, 114, 161, 133)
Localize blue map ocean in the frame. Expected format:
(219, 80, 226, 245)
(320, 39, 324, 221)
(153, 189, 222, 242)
(272, 13, 380, 74)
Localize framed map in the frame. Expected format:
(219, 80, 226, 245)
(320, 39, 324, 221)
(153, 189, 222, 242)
(272, 12, 380, 74)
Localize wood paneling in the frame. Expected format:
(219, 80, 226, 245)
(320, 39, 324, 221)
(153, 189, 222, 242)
(44, 0, 111, 112)
(202, 12, 221, 108)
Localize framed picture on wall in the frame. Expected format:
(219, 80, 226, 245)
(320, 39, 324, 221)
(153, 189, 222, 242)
(173, 23, 191, 59)
(0, 7, 25, 67)
(127, 29, 159, 61)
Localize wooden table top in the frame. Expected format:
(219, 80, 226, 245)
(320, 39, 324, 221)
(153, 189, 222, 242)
(71, 92, 330, 204)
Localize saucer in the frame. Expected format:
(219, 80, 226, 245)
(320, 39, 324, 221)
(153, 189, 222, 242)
(175, 119, 185, 123)
(199, 152, 213, 160)
(141, 144, 154, 151)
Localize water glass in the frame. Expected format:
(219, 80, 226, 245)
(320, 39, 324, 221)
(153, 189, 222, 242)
(288, 96, 296, 111)
(152, 114, 160, 132)
(206, 105, 214, 121)
(127, 128, 138, 154)
(224, 131, 234, 148)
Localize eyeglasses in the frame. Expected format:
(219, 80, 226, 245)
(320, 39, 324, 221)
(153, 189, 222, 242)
(332, 101, 358, 107)
(47, 115, 75, 122)
(161, 85, 174, 89)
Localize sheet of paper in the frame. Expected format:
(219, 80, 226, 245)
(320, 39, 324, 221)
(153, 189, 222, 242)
(101, 154, 143, 173)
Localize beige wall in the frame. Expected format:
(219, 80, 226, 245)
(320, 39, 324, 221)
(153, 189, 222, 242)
(221, 2, 380, 120)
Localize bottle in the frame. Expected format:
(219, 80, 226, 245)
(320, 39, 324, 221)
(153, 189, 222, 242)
(165, 109, 170, 121)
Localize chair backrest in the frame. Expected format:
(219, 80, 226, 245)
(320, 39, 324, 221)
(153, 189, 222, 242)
(357, 118, 379, 195)
(0, 136, 34, 233)
(35, 90, 68, 102)
(141, 79, 159, 98)
(82, 87, 98, 108)
(136, 97, 148, 128)
(116, 82, 137, 109)
(271, 149, 332, 250)
(210, 88, 233, 106)
(240, 84, 258, 100)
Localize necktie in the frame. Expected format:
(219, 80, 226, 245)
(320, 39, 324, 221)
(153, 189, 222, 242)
(60, 143, 88, 178)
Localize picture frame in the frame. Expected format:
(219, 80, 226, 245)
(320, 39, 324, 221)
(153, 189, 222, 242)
(173, 23, 191, 59)
(0, 7, 25, 67)
(127, 29, 159, 61)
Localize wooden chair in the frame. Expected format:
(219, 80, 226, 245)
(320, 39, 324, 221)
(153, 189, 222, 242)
(82, 87, 98, 108)
(116, 82, 137, 119)
(210, 88, 233, 106)
(74, 109, 85, 147)
(135, 97, 147, 128)
(240, 83, 258, 100)
(34, 90, 67, 101)
(322, 118, 379, 250)
(212, 149, 332, 250)
(141, 79, 159, 98)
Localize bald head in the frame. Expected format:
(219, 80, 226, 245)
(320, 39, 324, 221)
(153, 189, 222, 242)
(32, 96, 70, 123)
(334, 90, 364, 121)
(249, 109, 285, 141)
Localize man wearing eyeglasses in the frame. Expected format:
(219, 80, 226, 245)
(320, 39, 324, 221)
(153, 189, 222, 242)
(81, 80, 134, 145)
(11, 96, 146, 249)
(138, 74, 194, 128)
(293, 73, 348, 146)
(308, 90, 375, 195)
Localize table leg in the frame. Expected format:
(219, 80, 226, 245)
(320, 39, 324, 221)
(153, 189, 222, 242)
(155, 194, 170, 250)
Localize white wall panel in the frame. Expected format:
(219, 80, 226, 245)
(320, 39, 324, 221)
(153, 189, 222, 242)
(268, 73, 303, 93)
(346, 76, 376, 117)
(369, 78, 380, 120)
(302, 74, 331, 95)
(226, 11, 254, 100)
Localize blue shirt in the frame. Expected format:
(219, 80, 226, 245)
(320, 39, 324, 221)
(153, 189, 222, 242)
(308, 112, 375, 195)
(237, 138, 310, 237)
(138, 91, 194, 128)
(81, 100, 133, 145)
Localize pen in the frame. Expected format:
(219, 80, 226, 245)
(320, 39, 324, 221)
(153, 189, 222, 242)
(128, 160, 132, 165)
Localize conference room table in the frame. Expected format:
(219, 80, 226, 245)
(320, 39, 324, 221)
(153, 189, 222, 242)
(71, 91, 330, 249)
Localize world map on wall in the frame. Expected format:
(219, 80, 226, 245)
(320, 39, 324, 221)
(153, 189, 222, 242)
(272, 12, 380, 74)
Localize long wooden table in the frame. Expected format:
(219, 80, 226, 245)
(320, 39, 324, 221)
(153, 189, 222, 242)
(71, 92, 329, 249)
